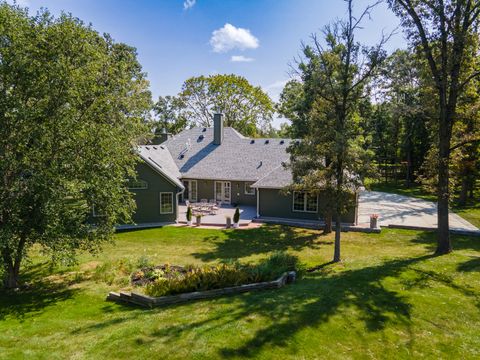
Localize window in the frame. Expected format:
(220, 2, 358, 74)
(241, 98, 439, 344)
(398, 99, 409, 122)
(245, 182, 255, 195)
(160, 192, 174, 214)
(293, 191, 318, 213)
(127, 178, 148, 190)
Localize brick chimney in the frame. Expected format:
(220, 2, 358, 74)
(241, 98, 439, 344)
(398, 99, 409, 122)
(151, 128, 171, 145)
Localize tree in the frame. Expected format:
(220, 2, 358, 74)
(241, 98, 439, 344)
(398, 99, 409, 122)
(388, 0, 480, 254)
(373, 49, 431, 186)
(0, 4, 151, 288)
(153, 95, 188, 135)
(288, 0, 386, 262)
(178, 74, 274, 137)
(277, 79, 310, 138)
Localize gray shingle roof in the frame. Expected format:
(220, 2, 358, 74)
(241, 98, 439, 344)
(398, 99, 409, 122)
(162, 127, 292, 182)
(138, 145, 184, 189)
(251, 165, 293, 189)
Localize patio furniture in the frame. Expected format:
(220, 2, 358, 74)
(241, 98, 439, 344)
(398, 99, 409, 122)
(200, 198, 208, 203)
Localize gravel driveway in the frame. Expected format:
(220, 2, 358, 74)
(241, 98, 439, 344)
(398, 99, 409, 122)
(358, 191, 479, 233)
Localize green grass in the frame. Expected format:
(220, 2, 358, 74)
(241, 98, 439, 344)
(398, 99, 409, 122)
(1, 226, 480, 359)
(453, 204, 480, 228)
(367, 180, 437, 201)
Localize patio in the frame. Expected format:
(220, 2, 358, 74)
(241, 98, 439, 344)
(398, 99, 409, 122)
(178, 203, 257, 226)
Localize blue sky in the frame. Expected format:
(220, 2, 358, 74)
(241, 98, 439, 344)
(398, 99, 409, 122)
(9, 0, 406, 127)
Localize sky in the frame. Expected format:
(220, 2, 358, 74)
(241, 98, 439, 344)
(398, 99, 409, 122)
(7, 0, 407, 127)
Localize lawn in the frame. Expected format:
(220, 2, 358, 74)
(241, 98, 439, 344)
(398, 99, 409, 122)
(1, 225, 479, 359)
(367, 180, 437, 202)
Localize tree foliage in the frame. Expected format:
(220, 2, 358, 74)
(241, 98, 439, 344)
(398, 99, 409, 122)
(0, 4, 151, 287)
(153, 95, 188, 135)
(288, 0, 386, 262)
(177, 74, 275, 137)
(388, 0, 480, 254)
(371, 49, 431, 185)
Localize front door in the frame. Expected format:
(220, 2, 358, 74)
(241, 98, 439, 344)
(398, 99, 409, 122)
(215, 181, 231, 204)
(182, 180, 197, 202)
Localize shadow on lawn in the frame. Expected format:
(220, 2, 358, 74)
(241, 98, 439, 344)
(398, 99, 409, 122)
(410, 231, 480, 252)
(0, 262, 78, 321)
(457, 257, 480, 272)
(193, 225, 329, 261)
(143, 253, 441, 358)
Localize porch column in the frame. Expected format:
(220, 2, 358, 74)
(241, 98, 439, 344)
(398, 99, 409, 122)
(256, 188, 260, 218)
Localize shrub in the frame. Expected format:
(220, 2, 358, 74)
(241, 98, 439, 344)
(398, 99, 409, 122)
(186, 206, 192, 221)
(136, 255, 153, 269)
(144, 252, 301, 297)
(233, 207, 240, 223)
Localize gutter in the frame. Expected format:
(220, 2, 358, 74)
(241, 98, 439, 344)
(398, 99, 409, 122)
(176, 186, 185, 222)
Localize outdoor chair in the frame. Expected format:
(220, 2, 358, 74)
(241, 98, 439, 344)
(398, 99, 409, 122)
(201, 198, 208, 203)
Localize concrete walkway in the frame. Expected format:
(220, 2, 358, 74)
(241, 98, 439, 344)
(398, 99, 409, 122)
(358, 191, 479, 234)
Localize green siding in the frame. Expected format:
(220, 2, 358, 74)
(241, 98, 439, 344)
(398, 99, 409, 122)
(182, 179, 256, 206)
(130, 162, 179, 224)
(231, 181, 257, 206)
(258, 188, 358, 224)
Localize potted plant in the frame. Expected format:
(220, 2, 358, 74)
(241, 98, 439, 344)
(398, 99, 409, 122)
(186, 206, 192, 226)
(233, 207, 240, 228)
(370, 213, 379, 229)
(196, 214, 202, 227)
(225, 216, 232, 229)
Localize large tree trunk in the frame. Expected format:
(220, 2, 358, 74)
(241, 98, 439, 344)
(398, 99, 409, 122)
(458, 175, 469, 207)
(2, 255, 21, 289)
(324, 213, 332, 234)
(436, 108, 452, 255)
(333, 214, 341, 262)
(4, 265, 20, 289)
(2, 236, 26, 289)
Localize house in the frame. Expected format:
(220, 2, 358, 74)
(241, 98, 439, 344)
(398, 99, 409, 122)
(127, 113, 359, 226)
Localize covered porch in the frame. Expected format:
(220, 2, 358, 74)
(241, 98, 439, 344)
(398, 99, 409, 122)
(178, 203, 257, 226)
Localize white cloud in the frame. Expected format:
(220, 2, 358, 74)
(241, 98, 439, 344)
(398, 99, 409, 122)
(183, 0, 196, 10)
(210, 23, 259, 53)
(230, 55, 254, 63)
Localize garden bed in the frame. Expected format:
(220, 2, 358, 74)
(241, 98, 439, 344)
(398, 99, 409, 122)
(107, 252, 301, 308)
(107, 271, 296, 308)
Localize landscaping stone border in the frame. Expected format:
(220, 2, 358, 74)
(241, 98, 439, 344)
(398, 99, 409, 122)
(107, 271, 297, 308)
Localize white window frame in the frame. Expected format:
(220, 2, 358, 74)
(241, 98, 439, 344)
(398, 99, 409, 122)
(244, 182, 255, 195)
(127, 178, 148, 190)
(292, 191, 318, 213)
(183, 179, 197, 202)
(159, 192, 174, 214)
(214, 181, 231, 204)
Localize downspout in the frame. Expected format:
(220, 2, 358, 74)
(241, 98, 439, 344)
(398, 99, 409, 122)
(256, 188, 260, 218)
(176, 187, 185, 223)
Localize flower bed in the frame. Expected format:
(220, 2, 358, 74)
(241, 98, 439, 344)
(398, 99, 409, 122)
(107, 252, 302, 307)
(132, 252, 302, 297)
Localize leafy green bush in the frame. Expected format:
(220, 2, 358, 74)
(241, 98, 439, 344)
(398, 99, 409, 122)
(145, 251, 301, 297)
(186, 206, 192, 222)
(136, 255, 153, 269)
